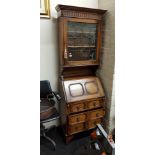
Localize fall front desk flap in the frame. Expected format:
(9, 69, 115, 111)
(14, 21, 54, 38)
(63, 76, 105, 103)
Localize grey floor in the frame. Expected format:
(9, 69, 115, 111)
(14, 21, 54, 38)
(40, 127, 92, 155)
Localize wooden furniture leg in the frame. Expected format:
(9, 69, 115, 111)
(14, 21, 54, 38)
(65, 135, 74, 144)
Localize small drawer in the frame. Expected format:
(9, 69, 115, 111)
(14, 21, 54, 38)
(88, 109, 105, 120)
(68, 113, 86, 125)
(68, 123, 85, 135)
(87, 100, 101, 109)
(69, 102, 85, 113)
(86, 118, 102, 129)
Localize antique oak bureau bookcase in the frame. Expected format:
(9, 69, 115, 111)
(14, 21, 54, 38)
(56, 4, 107, 142)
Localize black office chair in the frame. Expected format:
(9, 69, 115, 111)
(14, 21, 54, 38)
(40, 80, 61, 150)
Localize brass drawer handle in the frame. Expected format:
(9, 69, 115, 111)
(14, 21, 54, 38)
(76, 117, 79, 122)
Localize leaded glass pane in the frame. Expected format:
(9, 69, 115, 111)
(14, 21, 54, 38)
(67, 22, 97, 61)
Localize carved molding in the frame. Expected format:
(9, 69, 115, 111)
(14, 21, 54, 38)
(58, 10, 103, 20)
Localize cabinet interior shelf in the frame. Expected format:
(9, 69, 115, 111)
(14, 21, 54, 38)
(68, 46, 96, 48)
(68, 31, 96, 34)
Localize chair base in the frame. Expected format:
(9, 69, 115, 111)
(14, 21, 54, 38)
(41, 131, 56, 150)
(40, 123, 56, 150)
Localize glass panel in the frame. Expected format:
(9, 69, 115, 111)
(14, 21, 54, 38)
(69, 83, 84, 97)
(67, 22, 97, 61)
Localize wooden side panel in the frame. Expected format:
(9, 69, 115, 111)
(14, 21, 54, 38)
(59, 78, 67, 125)
(58, 17, 64, 75)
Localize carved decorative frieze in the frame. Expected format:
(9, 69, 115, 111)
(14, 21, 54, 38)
(56, 4, 106, 20)
(60, 10, 102, 20)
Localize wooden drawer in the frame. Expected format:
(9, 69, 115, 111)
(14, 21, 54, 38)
(88, 109, 105, 120)
(68, 98, 105, 114)
(87, 100, 101, 109)
(68, 113, 86, 125)
(69, 102, 85, 113)
(68, 123, 85, 135)
(86, 118, 102, 129)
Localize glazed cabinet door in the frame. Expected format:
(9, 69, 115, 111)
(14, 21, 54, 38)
(63, 18, 102, 67)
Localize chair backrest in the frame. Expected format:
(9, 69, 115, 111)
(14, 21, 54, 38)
(40, 80, 52, 98)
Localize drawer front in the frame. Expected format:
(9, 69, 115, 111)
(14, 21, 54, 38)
(68, 113, 86, 125)
(68, 98, 105, 113)
(69, 102, 85, 113)
(87, 100, 101, 109)
(86, 118, 102, 129)
(68, 123, 85, 135)
(88, 109, 105, 120)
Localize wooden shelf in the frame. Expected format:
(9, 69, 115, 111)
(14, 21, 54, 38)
(68, 46, 96, 48)
(68, 31, 96, 34)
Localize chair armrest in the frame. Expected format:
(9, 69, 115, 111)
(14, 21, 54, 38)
(53, 91, 61, 101)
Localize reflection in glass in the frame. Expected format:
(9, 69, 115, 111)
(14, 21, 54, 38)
(69, 83, 84, 97)
(67, 22, 97, 61)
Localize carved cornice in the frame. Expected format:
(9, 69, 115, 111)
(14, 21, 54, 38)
(56, 4, 107, 20)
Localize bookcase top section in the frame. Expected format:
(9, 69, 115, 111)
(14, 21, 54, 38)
(56, 4, 107, 15)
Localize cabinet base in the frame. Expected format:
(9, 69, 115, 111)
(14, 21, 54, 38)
(65, 135, 74, 144)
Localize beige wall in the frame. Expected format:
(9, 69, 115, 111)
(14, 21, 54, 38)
(97, 0, 115, 133)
